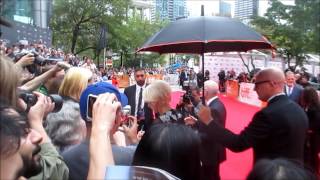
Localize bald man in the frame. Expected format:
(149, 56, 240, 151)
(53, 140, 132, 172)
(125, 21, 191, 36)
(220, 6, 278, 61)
(200, 80, 226, 180)
(198, 68, 308, 163)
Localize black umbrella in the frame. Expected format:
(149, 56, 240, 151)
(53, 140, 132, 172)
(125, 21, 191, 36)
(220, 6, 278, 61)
(137, 16, 275, 103)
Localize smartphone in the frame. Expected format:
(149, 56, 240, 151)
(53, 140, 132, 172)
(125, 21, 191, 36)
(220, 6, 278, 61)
(121, 105, 131, 126)
(87, 94, 97, 121)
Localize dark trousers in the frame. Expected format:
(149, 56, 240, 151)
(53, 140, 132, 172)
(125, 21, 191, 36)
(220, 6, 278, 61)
(201, 164, 220, 180)
(219, 80, 226, 92)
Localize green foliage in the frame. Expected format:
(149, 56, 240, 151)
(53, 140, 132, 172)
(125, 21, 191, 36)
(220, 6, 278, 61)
(50, 0, 168, 68)
(250, 0, 320, 71)
(111, 15, 168, 67)
(51, 0, 130, 55)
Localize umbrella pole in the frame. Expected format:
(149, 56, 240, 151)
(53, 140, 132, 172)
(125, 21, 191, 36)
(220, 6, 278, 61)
(201, 6, 205, 105)
(202, 53, 205, 105)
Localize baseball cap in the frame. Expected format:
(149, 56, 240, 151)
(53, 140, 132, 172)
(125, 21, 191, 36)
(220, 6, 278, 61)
(79, 82, 128, 121)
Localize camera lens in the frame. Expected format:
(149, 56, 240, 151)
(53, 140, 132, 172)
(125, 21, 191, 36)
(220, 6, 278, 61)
(19, 92, 38, 107)
(19, 91, 63, 113)
(49, 94, 63, 112)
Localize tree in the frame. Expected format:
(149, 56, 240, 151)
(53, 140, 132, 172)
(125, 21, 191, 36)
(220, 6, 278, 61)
(110, 14, 168, 67)
(250, 0, 320, 71)
(51, 0, 129, 55)
(51, 0, 168, 67)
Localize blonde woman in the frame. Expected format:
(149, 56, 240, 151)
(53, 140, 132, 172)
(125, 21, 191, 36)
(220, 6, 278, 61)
(46, 67, 92, 152)
(58, 67, 93, 102)
(144, 80, 183, 124)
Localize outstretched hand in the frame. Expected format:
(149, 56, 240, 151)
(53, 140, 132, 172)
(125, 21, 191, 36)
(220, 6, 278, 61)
(89, 93, 118, 179)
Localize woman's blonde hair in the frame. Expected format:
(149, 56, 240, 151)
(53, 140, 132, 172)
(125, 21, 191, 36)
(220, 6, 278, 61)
(0, 56, 21, 107)
(58, 67, 92, 101)
(144, 80, 171, 103)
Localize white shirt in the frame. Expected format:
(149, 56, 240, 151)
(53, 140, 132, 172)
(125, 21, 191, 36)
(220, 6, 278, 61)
(285, 85, 294, 96)
(135, 84, 146, 116)
(206, 96, 218, 106)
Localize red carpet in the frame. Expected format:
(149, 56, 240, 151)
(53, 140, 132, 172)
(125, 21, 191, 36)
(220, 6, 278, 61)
(170, 91, 260, 180)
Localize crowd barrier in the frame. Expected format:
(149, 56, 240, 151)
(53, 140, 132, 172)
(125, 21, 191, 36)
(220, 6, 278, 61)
(226, 80, 239, 99)
(226, 80, 267, 108)
(116, 75, 130, 88)
(164, 74, 179, 85)
(146, 74, 164, 84)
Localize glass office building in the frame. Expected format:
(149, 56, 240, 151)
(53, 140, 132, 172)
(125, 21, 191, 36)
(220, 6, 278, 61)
(234, 0, 258, 23)
(219, 0, 232, 17)
(152, 0, 187, 21)
(2, 0, 52, 28)
(1, 0, 53, 45)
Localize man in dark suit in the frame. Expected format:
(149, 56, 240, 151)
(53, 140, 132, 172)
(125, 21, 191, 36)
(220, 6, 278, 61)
(179, 68, 187, 89)
(284, 71, 303, 103)
(124, 68, 153, 131)
(218, 69, 226, 92)
(198, 68, 308, 164)
(201, 80, 226, 180)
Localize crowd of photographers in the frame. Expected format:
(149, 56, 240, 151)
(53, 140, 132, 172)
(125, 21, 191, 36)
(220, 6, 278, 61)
(1, 37, 319, 180)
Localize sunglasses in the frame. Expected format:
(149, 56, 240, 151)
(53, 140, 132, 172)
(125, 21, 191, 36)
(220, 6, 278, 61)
(254, 80, 271, 86)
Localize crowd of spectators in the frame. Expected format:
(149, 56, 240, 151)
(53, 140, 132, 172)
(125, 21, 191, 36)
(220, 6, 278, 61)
(217, 68, 320, 92)
(0, 36, 319, 180)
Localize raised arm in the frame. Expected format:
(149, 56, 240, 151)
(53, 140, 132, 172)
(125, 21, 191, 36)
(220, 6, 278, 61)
(88, 93, 121, 179)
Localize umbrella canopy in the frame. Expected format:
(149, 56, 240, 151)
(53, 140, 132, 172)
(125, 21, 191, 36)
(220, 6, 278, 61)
(138, 16, 274, 54)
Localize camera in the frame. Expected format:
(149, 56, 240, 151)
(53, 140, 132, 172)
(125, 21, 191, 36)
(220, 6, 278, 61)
(19, 91, 63, 113)
(182, 92, 192, 104)
(14, 51, 64, 74)
(15, 51, 45, 65)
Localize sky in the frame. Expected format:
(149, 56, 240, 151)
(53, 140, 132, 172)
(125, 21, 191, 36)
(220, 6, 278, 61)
(186, 0, 295, 18)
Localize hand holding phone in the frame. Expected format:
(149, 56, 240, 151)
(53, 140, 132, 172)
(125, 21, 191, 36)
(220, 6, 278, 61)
(89, 93, 122, 132)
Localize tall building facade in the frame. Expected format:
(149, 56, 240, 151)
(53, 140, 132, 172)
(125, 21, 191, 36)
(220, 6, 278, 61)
(130, 0, 154, 21)
(219, 0, 231, 17)
(1, 0, 53, 45)
(2, 0, 52, 28)
(234, 0, 258, 23)
(152, 0, 187, 21)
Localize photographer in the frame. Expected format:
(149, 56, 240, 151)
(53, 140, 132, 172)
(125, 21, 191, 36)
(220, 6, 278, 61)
(176, 93, 198, 126)
(18, 92, 69, 180)
(182, 81, 227, 180)
(0, 56, 69, 180)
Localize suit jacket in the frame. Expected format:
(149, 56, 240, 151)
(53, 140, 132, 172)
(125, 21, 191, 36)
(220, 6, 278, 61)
(206, 95, 308, 163)
(124, 84, 153, 131)
(199, 98, 227, 165)
(284, 84, 303, 103)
